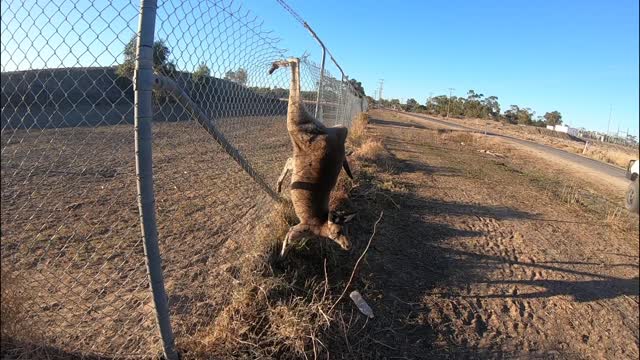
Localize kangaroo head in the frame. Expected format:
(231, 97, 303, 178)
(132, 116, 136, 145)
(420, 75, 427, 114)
(322, 212, 357, 251)
(268, 57, 299, 75)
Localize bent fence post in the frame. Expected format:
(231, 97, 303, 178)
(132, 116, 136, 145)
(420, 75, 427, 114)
(153, 75, 281, 202)
(134, 1, 178, 359)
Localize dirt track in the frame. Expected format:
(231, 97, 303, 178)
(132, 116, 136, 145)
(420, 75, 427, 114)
(345, 110, 639, 358)
(0, 116, 290, 357)
(403, 112, 629, 189)
(1, 108, 638, 359)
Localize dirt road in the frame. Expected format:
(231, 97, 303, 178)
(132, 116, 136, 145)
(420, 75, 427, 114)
(400, 112, 629, 189)
(343, 110, 639, 358)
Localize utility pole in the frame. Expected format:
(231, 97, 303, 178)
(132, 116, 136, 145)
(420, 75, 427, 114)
(377, 79, 384, 101)
(446, 88, 455, 118)
(606, 104, 612, 137)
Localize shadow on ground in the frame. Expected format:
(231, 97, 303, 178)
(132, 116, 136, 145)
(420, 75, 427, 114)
(369, 117, 429, 130)
(0, 338, 118, 360)
(314, 131, 639, 358)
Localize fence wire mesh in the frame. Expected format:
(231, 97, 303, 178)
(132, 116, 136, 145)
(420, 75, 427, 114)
(1, 0, 367, 357)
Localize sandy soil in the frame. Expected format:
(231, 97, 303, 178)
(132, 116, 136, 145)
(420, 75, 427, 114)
(1, 116, 289, 357)
(2, 109, 638, 359)
(424, 113, 639, 169)
(332, 110, 639, 359)
(396, 111, 629, 196)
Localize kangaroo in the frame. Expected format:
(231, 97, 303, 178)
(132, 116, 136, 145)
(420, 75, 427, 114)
(269, 57, 355, 256)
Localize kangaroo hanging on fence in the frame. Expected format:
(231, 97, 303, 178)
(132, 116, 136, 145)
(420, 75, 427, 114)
(269, 57, 355, 256)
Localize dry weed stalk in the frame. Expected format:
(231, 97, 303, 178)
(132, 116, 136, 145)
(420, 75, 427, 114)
(330, 211, 384, 313)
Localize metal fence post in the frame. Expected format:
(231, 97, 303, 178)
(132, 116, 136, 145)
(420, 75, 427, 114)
(315, 46, 326, 119)
(134, 0, 178, 359)
(304, 23, 325, 120)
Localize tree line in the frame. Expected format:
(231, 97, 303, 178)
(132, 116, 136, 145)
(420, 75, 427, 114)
(369, 90, 563, 127)
(115, 37, 367, 103)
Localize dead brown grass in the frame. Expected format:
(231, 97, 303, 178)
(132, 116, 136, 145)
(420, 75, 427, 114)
(1, 111, 393, 359)
(582, 145, 638, 168)
(182, 199, 336, 359)
(437, 114, 639, 168)
(349, 112, 369, 147)
(354, 139, 385, 160)
(353, 139, 396, 174)
(181, 127, 388, 359)
(440, 131, 479, 145)
(0, 271, 60, 360)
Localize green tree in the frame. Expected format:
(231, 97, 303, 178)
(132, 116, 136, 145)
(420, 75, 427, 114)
(192, 63, 210, 82)
(543, 111, 563, 126)
(464, 89, 484, 118)
(115, 37, 175, 79)
(406, 98, 418, 109)
(518, 108, 534, 125)
(483, 96, 500, 119)
(503, 105, 520, 124)
(365, 95, 376, 106)
(224, 68, 248, 85)
(348, 78, 366, 97)
(532, 116, 546, 127)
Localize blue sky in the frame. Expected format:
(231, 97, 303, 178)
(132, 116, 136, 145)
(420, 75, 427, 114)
(247, 0, 639, 137)
(2, 0, 638, 136)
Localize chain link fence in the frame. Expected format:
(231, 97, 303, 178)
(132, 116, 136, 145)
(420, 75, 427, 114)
(1, 0, 366, 358)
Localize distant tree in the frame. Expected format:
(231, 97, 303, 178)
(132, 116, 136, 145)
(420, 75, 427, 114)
(406, 98, 418, 109)
(192, 63, 210, 82)
(224, 68, 248, 85)
(365, 95, 375, 103)
(389, 98, 401, 110)
(543, 111, 563, 126)
(483, 95, 500, 119)
(532, 115, 546, 127)
(115, 36, 175, 79)
(503, 105, 520, 124)
(517, 107, 534, 125)
(464, 89, 484, 118)
(426, 95, 450, 116)
(348, 78, 366, 97)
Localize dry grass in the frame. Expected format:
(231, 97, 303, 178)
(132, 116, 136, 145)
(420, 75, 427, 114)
(349, 112, 369, 147)
(0, 271, 65, 360)
(440, 131, 478, 145)
(353, 139, 396, 173)
(180, 123, 387, 359)
(182, 200, 337, 359)
(354, 139, 385, 161)
(439, 115, 639, 168)
(1, 110, 391, 359)
(582, 144, 638, 168)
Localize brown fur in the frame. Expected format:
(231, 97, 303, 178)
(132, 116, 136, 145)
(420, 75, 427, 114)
(271, 58, 355, 255)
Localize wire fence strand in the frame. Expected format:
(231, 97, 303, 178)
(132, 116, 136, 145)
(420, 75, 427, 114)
(1, 0, 367, 357)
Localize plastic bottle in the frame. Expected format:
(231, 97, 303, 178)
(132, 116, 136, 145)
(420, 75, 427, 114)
(349, 290, 374, 318)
